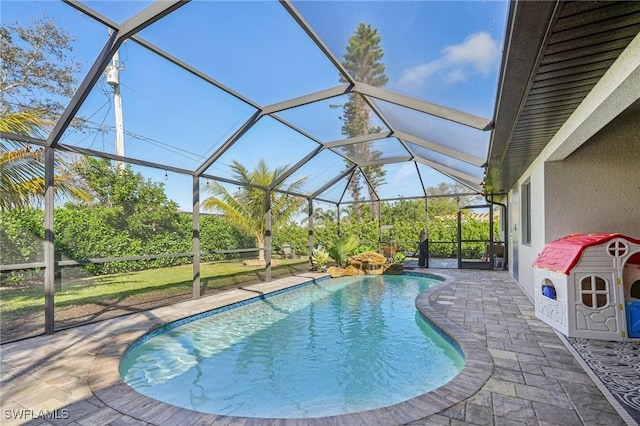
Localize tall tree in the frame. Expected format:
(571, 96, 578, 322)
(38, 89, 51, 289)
(340, 22, 389, 221)
(202, 159, 307, 262)
(1, 16, 79, 118)
(0, 17, 87, 210)
(75, 157, 180, 240)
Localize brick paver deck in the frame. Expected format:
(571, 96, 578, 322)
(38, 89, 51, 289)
(0, 270, 633, 425)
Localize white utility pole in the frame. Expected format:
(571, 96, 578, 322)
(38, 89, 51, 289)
(105, 49, 125, 169)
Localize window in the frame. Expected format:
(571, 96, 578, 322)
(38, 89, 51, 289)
(521, 179, 531, 245)
(631, 280, 640, 299)
(607, 240, 628, 257)
(541, 279, 557, 300)
(580, 276, 608, 308)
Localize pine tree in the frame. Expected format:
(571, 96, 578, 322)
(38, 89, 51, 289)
(340, 23, 388, 221)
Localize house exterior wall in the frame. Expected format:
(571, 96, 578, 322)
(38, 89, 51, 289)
(544, 106, 640, 242)
(509, 112, 640, 299)
(508, 160, 546, 298)
(505, 33, 640, 299)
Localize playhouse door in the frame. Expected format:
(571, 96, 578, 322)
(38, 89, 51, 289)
(627, 301, 640, 338)
(574, 272, 623, 340)
(623, 260, 640, 338)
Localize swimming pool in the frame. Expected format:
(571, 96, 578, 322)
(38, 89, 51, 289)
(120, 273, 464, 418)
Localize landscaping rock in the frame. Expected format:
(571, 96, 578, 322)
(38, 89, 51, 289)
(383, 264, 404, 275)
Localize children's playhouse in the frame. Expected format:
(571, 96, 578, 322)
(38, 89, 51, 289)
(533, 233, 640, 341)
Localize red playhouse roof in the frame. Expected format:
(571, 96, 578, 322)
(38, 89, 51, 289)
(533, 233, 640, 275)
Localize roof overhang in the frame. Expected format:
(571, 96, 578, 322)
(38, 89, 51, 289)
(486, 0, 640, 194)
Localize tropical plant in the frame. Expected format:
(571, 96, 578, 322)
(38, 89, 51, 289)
(202, 159, 307, 262)
(327, 234, 360, 267)
(393, 252, 406, 264)
(353, 243, 377, 255)
(311, 247, 330, 270)
(0, 110, 90, 211)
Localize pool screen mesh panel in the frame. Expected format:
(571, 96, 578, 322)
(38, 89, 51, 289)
(4, 1, 638, 200)
(1, 0, 510, 203)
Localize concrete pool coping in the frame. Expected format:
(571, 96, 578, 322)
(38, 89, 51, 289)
(86, 271, 493, 425)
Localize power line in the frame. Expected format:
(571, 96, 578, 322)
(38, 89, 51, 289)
(79, 118, 208, 162)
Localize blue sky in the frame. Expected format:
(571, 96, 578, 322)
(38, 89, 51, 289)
(3, 1, 509, 211)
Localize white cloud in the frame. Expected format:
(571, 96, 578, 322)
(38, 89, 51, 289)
(443, 32, 499, 74)
(396, 60, 444, 90)
(395, 32, 499, 91)
(445, 67, 467, 84)
(394, 162, 417, 180)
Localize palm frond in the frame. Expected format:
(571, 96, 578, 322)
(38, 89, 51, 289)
(201, 159, 307, 251)
(0, 110, 91, 210)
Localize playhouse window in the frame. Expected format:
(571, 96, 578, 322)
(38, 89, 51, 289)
(541, 279, 557, 300)
(631, 280, 640, 299)
(607, 241, 628, 257)
(580, 276, 608, 308)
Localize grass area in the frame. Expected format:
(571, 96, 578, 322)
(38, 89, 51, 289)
(1, 257, 310, 318)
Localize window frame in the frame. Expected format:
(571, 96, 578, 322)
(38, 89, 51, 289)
(521, 179, 531, 245)
(579, 275, 609, 309)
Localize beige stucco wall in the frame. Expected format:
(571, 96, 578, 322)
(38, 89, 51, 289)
(506, 34, 640, 298)
(509, 103, 640, 299)
(544, 103, 640, 242)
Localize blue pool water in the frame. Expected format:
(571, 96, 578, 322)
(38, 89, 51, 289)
(120, 274, 464, 418)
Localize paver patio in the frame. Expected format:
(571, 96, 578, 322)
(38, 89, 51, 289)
(0, 270, 634, 425)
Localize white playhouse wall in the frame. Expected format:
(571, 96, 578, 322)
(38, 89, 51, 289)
(535, 238, 640, 342)
(534, 268, 569, 335)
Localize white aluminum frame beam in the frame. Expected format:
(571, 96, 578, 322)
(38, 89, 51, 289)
(353, 82, 492, 130)
(358, 156, 412, 167)
(262, 84, 352, 115)
(280, 0, 354, 85)
(414, 157, 482, 187)
(396, 130, 486, 167)
(324, 132, 392, 149)
(311, 164, 357, 199)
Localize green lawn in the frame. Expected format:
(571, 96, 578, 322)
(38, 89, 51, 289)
(1, 257, 310, 320)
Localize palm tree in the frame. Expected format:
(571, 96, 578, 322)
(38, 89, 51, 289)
(0, 109, 90, 210)
(202, 159, 307, 262)
(301, 206, 336, 226)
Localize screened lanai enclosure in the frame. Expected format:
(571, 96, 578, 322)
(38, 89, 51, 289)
(1, 0, 510, 343)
